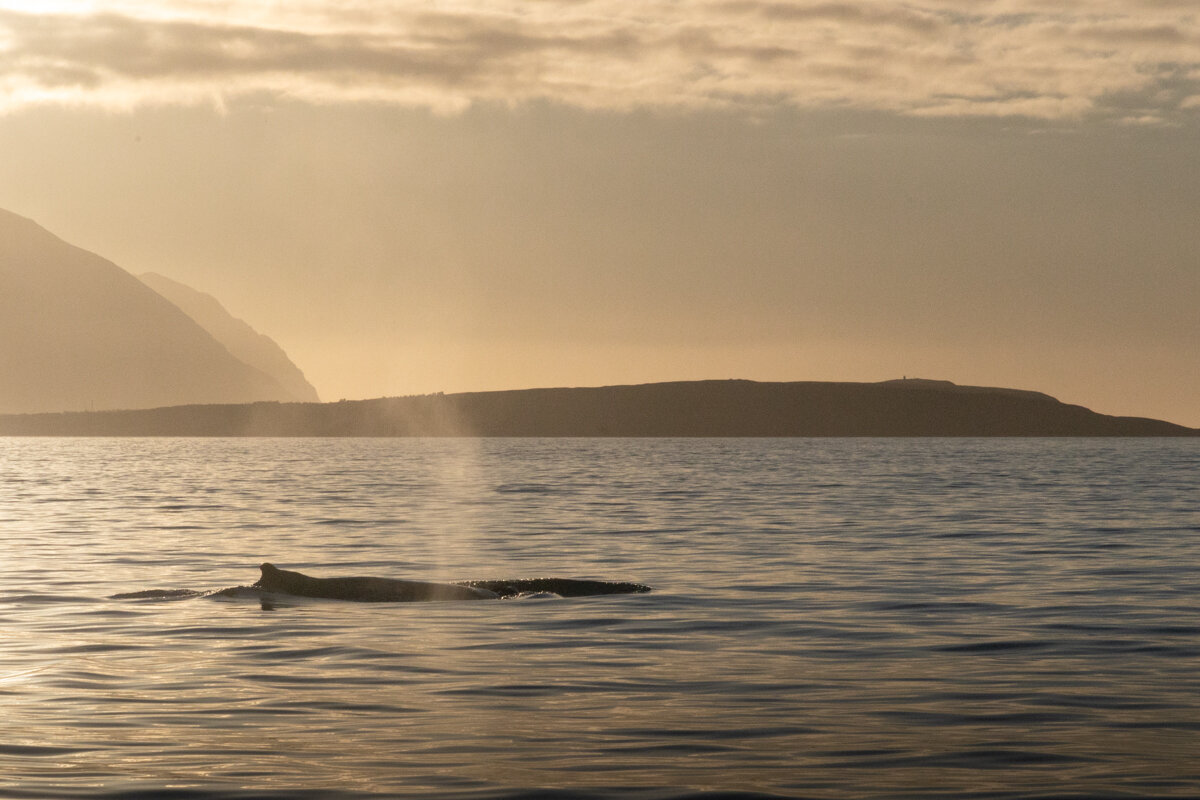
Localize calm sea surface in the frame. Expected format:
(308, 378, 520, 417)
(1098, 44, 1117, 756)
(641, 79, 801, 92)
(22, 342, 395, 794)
(1, 437, 1197, 800)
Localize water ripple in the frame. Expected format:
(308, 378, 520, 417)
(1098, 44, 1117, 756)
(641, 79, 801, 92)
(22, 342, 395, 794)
(0, 437, 1197, 799)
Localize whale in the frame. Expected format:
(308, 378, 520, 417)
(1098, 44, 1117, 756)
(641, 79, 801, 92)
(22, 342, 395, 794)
(457, 576, 652, 598)
(253, 563, 651, 602)
(112, 564, 652, 604)
(254, 563, 498, 602)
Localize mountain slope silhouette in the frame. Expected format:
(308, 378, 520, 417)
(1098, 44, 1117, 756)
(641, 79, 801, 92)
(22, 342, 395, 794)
(140, 272, 319, 403)
(0, 208, 299, 413)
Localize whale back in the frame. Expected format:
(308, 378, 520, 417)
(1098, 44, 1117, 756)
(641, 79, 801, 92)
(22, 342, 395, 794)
(255, 563, 496, 602)
(456, 577, 651, 598)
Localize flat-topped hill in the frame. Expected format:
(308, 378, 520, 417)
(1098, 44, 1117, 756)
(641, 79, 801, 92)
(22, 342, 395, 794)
(0, 379, 1194, 436)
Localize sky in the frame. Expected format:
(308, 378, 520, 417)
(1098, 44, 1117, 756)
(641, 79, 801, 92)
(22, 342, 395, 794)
(0, 0, 1197, 426)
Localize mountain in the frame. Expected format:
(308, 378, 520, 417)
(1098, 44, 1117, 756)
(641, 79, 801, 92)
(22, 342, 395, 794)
(140, 272, 319, 402)
(0, 379, 1194, 437)
(0, 208, 305, 414)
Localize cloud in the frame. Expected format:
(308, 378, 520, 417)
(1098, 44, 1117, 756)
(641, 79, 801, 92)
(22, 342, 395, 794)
(1, 1, 1198, 122)
(719, 1, 946, 35)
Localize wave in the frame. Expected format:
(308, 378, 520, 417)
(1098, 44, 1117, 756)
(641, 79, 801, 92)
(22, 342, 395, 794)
(0, 789, 797, 800)
(109, 589, 209, 601)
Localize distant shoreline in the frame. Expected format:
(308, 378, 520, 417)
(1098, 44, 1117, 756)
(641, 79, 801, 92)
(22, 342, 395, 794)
(1, 379, 1195, 437)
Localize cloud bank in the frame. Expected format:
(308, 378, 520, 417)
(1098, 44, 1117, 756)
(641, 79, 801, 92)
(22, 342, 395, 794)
(1, 1, 1198, 121)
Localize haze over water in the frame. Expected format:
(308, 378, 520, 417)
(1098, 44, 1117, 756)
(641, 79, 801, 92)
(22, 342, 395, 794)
(2, 437, 1198, 799)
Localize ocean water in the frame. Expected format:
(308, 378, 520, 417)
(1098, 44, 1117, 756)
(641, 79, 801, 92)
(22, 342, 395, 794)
(0, 437, 1198, 800)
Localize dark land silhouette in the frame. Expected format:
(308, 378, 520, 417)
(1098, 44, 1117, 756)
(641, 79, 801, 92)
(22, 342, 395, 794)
(0, 208, 314, 414)
(0, 379, 1194, 436)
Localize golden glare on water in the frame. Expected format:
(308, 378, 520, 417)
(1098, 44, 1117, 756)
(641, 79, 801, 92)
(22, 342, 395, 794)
(2, 437, 1199, 797)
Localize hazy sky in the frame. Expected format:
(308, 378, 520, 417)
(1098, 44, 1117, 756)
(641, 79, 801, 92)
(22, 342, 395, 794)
(1, 0, 1197, 425)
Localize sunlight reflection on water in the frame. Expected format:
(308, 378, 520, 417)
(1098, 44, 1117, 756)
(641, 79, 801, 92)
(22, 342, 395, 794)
(1, 437, 1198, 799)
